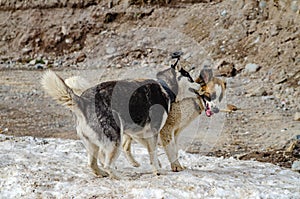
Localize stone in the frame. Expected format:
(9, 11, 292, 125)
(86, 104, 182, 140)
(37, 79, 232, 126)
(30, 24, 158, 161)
(291, 161, 300, 172)
(245, 63, 260, 73)
(259, 1, 267, 9)
(21, 47, 32, 54)
(246, 86, 267, 97)
(29, 59, 36, 66)
(217, 60, 237, 77)
(35, 64, 44, 70)
(106, 46, 116, 54)
(76, 53, 86, 63)
(294, 112, 300, 121)
(220, 10, 227, 17)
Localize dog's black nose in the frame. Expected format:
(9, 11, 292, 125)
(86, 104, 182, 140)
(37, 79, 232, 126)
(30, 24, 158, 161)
(212, 107, 219, 113)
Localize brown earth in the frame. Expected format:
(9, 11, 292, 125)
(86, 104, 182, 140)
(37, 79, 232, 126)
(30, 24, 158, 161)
(0, 0, 299, 168)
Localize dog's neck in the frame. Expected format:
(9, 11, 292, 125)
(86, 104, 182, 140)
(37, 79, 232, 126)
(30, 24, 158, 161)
(156, 68, 179, 100)
(168, 96, 204, 130)
(193, 96, 205, 114)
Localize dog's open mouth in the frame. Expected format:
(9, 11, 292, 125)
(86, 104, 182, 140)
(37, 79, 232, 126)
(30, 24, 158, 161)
(205, 101, 213, 117)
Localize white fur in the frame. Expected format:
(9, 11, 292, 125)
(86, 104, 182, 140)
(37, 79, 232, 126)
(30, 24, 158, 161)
(41, 70, 74, 107)
(65, 76, 92, 96)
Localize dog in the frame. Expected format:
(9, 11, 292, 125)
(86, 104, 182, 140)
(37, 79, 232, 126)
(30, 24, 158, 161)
(41, 60, 196, 179)
(123, 66, 226, 171)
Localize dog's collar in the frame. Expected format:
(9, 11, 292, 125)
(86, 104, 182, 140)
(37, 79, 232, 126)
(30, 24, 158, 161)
(158, 80, 176, 103)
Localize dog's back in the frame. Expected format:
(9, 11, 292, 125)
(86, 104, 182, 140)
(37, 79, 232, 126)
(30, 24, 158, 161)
(80, 79, 170, 134)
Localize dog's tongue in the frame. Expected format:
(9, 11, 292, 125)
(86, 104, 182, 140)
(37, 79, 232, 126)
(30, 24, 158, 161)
(205, 103, 213, 117)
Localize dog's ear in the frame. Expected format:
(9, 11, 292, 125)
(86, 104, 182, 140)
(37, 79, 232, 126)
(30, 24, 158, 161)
(195, 66, 213, 85)
(170, 51, 183, 70)
(214, 78, 226, 102)
(219, 80, 226, 102)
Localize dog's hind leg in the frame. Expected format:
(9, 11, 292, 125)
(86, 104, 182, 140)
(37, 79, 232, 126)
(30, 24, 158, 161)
(77, 126, 108, 177)
(86, 141, 108, 177)
(122, 134, 141, 167)
(98, 148, 105, 166)
(103, 144, 121, 180)
(144, 134, 161, 176)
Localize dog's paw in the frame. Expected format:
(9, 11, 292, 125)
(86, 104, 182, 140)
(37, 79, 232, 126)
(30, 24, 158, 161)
(153, 170, 161, 176)
(109, 172, 121, 180)
(171, 162, 185, 172)
(92, 168, 109, 178)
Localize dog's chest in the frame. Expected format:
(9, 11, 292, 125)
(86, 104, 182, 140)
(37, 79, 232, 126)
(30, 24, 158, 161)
(165, 98, 200, 129)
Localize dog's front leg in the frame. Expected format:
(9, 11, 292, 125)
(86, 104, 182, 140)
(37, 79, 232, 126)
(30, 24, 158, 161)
(161, 128, 185, 172)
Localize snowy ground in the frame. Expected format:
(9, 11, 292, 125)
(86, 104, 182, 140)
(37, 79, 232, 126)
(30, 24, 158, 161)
(0, 134, 300, 199)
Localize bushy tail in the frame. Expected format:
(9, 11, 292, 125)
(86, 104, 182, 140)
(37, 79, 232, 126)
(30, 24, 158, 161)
(65, 75, 91, 96)
(41, 70, 77, 108)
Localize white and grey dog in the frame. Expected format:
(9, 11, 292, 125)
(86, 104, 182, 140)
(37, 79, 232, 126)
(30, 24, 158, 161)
(41, 61, 195, 179)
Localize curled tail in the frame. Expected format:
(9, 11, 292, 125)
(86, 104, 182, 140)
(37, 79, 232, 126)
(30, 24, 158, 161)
(41, 70, 77, 108)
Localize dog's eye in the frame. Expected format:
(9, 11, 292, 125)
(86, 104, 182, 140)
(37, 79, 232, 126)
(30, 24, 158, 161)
(203, 94, 211, 102)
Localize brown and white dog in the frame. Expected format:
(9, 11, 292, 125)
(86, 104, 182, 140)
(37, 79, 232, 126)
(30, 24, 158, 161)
(123, 66, 226, 171)
(41, 62, 195, 179)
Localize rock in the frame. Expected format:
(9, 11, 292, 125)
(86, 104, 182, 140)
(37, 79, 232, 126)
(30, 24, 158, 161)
(106, 46, 116, 54)
(21, 48, 32, 54)
(262, 95, 275, 101)
(29, 59, 36, 66)
(220, 10, 227, 17)
(65, 38, 73, 44)
(76, 53, 86, 63)
(270, 24, 279, 37)
(294, 112, 300, 121)
(259, 1, 267, 9)
(291, 1, 299, 13)
(217, 60, 237, 77)
(245, 63, 260, 73)
(116, 64, 122, 68)
(292, 161, 300, 172)
(53, 60, 63, 67)
(108, 0, 113, 8)
(61, 26, 67, 35)
(276, 77, 287, 84)
(246, 86, 267, 97)
(35, 64, 44, 70)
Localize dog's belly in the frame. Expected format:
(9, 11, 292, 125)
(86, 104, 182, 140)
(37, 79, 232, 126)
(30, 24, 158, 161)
(125, 124, 155, 138)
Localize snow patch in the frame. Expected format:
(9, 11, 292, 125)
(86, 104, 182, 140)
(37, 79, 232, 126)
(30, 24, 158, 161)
(0, 134, 299, 198)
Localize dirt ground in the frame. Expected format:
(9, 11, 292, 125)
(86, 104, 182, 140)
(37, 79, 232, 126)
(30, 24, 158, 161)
(0, 0, 299, 169)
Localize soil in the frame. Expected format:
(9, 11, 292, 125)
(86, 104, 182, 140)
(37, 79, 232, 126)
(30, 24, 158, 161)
(0, 0, 299, 169)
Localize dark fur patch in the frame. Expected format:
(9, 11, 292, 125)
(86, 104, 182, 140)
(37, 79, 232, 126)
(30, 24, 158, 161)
(78, 80, 170, 141)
